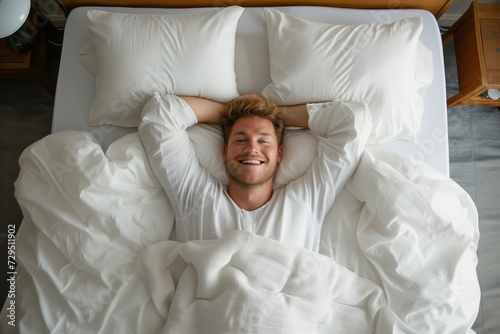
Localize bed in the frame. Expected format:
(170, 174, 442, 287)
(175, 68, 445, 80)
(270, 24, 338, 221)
(1, 0, 481, 333)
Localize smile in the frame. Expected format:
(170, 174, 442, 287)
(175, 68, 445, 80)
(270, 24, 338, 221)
(239, 160, 264, 165)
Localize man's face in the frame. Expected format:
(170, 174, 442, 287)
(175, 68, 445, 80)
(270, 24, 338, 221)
(223, 116, 283, 189)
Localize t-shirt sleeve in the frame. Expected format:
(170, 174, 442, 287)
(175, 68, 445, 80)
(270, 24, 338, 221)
(287, 100, 372, 223)
(138, 93, 219, 220)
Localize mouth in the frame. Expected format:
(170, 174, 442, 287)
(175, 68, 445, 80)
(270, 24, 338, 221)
(239, 159, 264, 165)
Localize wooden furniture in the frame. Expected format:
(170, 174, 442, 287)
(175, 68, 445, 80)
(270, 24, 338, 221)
(442, 1, 500, 108)
(55, 0, 454, 19)
(0, 12, 56, 95)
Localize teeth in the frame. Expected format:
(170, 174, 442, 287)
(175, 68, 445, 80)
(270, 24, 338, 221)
(241, 160, 262, 164)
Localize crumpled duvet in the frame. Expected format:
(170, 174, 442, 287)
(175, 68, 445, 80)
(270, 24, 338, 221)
(0, 130, 480, 333)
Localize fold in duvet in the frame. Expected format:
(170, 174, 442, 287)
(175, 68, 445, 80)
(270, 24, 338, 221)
(0, 131, 480, 333)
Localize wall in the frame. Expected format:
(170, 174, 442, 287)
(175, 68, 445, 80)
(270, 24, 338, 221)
(439, 0, 500, 27)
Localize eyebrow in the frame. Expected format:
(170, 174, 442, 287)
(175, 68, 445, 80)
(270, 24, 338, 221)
(231, 131, 274, 137)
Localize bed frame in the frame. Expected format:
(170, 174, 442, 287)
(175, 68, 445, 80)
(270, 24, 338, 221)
(55, 0, 454, 18)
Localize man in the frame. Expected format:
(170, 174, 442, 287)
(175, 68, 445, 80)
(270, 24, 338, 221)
(139, 93, 371, 252)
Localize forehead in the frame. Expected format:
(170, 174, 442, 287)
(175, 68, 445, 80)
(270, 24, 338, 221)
(230, 116, 276, 137)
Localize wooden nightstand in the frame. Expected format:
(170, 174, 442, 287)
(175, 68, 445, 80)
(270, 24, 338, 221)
(442, 1, 500, 108)
(0, 12, 56, 95)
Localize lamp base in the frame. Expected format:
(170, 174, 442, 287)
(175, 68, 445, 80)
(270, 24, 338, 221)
(4, 21, 38, 53)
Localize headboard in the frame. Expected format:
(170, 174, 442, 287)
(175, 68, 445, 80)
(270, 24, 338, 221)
(55, 0, 454, 19)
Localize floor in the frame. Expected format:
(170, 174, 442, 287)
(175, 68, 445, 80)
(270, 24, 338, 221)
(0, 32, 499, 333)
(0, 36, 61, 305)
(443, 40, 500, 334)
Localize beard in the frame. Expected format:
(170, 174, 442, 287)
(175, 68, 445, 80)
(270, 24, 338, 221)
(225, 157, 279, 189)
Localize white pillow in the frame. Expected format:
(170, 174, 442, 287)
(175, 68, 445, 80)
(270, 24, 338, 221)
(185, 124, 319, 189)
(261, 9, 427, 144)
(78, 36, 97, 76)
(85, 7, 243, 127)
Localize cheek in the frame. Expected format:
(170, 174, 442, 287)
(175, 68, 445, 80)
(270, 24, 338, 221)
(224, 145, 240, 161)
(265, 147, 280, 161)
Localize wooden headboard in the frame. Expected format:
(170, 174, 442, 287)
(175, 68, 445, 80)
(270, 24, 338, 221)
(55, 0, 454, 19)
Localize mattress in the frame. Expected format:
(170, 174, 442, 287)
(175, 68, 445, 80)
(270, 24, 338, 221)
(51, 5, 449, 176)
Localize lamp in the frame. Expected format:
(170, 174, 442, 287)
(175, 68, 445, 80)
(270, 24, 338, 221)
(0, 0, 35, 53)
(488, 89, 500, 100)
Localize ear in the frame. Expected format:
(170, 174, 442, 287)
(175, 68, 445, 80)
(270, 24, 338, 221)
(277, 145, 283, 163)
(223, 144, 228, 162)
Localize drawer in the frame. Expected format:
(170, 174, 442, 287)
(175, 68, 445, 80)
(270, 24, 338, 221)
(481, 19, 500, 70)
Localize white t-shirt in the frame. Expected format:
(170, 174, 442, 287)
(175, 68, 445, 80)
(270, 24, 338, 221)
(139, 94, 371, 251)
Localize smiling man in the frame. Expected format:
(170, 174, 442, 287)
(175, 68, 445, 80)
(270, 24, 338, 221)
(220, 97, 285, 211)
(139, 93, 371, 251)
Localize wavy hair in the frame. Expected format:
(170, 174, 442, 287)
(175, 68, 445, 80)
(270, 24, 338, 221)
(220, 98, 286, 146)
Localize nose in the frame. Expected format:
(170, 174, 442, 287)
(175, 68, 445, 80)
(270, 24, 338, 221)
(243, 140, 258, 154)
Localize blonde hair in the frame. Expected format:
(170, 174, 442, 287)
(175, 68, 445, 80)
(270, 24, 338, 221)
(220, 98, 286, 146)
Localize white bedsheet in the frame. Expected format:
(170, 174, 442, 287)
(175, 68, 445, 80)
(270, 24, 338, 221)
(1, 131, 479, 333)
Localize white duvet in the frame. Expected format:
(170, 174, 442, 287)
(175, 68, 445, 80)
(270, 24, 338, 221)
(1, 130, 480, 333)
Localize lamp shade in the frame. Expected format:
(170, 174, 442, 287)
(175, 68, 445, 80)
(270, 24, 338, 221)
(0, 0, 31, 38)
(488, 89, 500, 100)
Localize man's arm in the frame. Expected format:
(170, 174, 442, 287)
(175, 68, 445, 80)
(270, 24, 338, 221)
(138, 94, 220, 223)
(279, 104, 309, 129)
(179, 94, 310, 127)
(288, 100, 372, 222)
(179, 96, 224, 123)
(228, 92, 310, 129)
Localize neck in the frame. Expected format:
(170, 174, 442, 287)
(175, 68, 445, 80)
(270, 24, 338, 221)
(227, 179, 273, 211)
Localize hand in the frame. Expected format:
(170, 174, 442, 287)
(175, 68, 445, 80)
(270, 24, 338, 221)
(234, 93, 309, 129)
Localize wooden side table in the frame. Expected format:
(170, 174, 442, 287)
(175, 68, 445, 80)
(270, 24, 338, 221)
(0, 12, 56, 95)
(442, 1, 500, 108)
